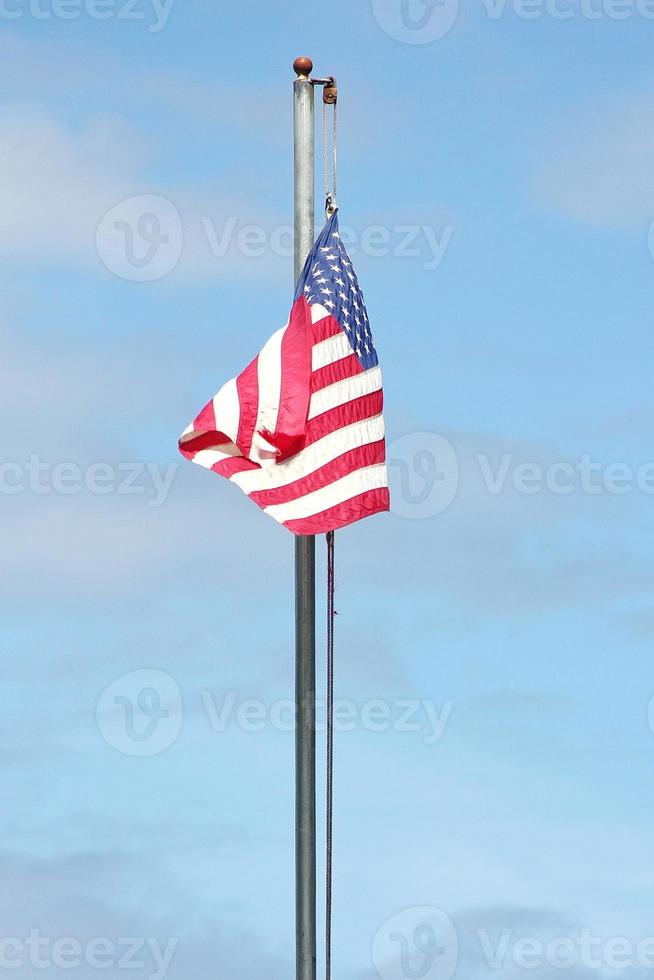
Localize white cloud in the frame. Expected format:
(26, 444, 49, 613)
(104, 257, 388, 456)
(0, 850, 290, 980)
(0, 109, 133, 258)
(0, 309, 647, 611)
(0, 108, 290, 281)
(0, 31, 405, 281)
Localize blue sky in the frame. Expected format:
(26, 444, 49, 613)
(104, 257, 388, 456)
(2, 2, 654, 979)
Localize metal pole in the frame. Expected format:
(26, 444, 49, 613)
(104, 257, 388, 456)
(293, 55, 316, 980)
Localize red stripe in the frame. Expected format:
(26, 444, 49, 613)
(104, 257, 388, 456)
(305, 390, 383, 446)
(311, 352, 362, 392)
(212, 456, 258, 479)
(264, 297, 312, 460)
(311, 313, 343, 344)
(182, 392, 383, 479)
(235, 356, 259, 457)
(193, 398, 216, 433)
(282, 487, 390, 535)
(248, 440, 386, 508)
(178, 398, 223, 460)
(179, 431, 230, 457)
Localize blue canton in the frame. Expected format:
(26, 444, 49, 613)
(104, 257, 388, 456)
(294, 211, 379, 372)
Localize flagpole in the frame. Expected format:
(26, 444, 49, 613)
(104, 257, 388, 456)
(293, 55, 316, 980)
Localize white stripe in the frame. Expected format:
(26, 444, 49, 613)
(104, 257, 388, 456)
(231, 415, 384, 493)
(249, 324, 286, 464)
(311, 332, 352, 371)
(263, 464, 388, 523)
(212, 377, 240, 442)
(192, 443, 240, 470)
(310, 303, 329, 324)
(179, 376, 241, 468)
(308, 365, 382, 420)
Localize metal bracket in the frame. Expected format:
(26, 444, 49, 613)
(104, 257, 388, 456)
(311, 76, 337, 104)
(323, 77, 337, 104)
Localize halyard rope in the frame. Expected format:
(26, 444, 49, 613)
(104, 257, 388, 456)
(325, 529, 335, 980)
(322, 98, 337, 215)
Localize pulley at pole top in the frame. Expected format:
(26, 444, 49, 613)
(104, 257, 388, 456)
(321, 77, 337, 104)
(293, 56, 338, 105)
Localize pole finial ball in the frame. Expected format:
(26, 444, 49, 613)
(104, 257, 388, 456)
(293, 56, 313, 77)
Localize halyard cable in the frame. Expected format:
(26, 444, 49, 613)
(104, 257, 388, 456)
(323, 79, 338, 980)
(322, 96, 337, 216)
(325, 530, 335, 980)
(323, 96, 330, 203)
(332, 98, 337, 207)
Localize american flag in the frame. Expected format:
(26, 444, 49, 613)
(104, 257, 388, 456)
(179, 211, 389, 534)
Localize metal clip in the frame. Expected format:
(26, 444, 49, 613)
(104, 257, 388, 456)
(311, 76, 338, 104)
(325, 193, 338, 218)
(323, 77, 337, 105)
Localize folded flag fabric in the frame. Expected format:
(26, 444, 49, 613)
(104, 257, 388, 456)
(179, 211, 389, 534)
